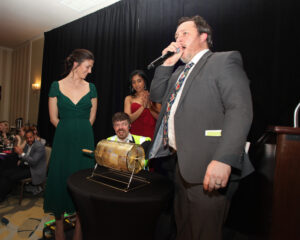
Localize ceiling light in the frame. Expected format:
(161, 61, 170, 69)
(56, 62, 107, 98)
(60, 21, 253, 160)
(60, 0, 108, 12)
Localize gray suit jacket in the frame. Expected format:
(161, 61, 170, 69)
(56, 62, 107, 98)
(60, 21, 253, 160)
(149, 50, 254, 183)
(22, 140, 47, 185)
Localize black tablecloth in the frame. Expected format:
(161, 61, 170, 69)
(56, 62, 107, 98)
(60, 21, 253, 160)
(0, 152, 18, 172)
(67, 167, 173, 240)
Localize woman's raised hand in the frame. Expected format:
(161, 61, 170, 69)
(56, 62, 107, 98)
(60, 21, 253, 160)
(141, 91, 150, 108)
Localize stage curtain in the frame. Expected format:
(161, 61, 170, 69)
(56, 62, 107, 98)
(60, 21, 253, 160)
(38, 0, 298, 145)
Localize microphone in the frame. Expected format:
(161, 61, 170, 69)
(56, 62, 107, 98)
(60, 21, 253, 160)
(147, 50, 178, 70)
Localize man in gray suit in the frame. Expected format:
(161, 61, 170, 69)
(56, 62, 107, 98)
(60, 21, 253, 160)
(0, 129, 46, 202)
(149, 15, 253, 239)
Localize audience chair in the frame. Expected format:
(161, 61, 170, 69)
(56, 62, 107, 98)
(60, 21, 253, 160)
(19, 145, 52, 205)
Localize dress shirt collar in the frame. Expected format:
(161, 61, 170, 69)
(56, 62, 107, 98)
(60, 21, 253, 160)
(187, 48, 209, 66)
(117, 133, 133, 143)
(25, 142, 34, 156)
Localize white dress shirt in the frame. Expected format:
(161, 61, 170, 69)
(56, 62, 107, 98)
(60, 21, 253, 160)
(116, 133, 134, 143)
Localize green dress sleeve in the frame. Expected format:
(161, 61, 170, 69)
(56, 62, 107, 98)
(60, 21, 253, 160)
(89, 83, 98, 98)
(48, 81, 59, 97)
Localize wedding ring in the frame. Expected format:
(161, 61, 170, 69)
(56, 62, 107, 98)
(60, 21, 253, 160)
(215, 183, 221, 186)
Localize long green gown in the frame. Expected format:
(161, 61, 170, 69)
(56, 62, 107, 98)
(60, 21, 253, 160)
(44, 81, 97, 217)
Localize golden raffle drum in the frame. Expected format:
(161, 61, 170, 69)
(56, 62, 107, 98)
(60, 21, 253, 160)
(93, 140, 146, 173)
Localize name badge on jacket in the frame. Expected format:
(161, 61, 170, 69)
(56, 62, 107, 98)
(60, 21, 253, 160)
(205, 130, 222, 137)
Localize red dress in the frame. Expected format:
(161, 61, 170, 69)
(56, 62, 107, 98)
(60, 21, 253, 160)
(130, 102, 156, 139)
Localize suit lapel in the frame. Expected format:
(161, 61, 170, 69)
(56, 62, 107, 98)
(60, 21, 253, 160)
(27, 141, 37, 156)
(24, 144, 29, 153)
(177, 51, 213, 109)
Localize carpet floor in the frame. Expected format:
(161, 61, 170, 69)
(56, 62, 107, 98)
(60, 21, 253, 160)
(0, 188, 54, 240)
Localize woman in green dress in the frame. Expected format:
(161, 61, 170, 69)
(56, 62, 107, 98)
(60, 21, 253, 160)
(44, 49, 97, 240)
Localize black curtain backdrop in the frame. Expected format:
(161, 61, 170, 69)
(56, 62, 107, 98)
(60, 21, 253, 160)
(38, 0, 299, 146)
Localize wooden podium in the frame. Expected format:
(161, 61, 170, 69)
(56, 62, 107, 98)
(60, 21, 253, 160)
(225, 125, 300, 239)
(268, 126, 300, 240)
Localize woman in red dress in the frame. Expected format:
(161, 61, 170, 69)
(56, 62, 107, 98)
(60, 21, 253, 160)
(124, 70, 161, 139)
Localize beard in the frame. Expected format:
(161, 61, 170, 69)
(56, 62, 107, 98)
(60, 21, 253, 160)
(117, 130, 127, 139)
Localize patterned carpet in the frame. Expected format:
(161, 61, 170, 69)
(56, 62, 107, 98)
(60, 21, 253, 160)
(0, 190, 54, 240)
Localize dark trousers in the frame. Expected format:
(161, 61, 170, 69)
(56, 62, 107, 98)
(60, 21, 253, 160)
(174, 164, 238, 240)
(0, 164, 30, 199)
(152, 154, 177, 240)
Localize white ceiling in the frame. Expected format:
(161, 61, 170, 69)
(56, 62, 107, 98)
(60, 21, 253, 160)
(0, 0, 120, 49)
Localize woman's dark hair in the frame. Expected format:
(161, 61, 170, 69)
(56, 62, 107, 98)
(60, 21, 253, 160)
(129, 70, 149, 96)
(63, 49, 94, 76)
(178, 15, 213, 48)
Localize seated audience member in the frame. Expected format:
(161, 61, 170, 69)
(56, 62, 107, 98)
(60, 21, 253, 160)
(0, 126, 29, 172)
(0, 129, 47, 202)
(0, 121, 15, 147)
(14, 126, 27, 149)
(0, 121, 8, 139)
(0, 126, 25, 171)
(107, 112, 151, 162)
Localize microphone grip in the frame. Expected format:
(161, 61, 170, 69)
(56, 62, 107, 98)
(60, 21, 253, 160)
(147, 51, 176, 70)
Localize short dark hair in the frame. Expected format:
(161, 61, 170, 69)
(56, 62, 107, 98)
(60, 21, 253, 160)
(63, 49, 94, 76)
(112, 112, 131, 125)
(25, 129, 34, 136)
(129, 70, 149, 96)
(178, 15, 213, 48)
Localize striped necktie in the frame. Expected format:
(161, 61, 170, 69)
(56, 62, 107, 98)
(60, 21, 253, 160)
(163, 62, 194, 146)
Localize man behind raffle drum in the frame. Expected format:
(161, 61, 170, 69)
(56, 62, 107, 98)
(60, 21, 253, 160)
(107, 112, 151, 169)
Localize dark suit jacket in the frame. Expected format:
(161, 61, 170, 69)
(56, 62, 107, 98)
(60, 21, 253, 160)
(22, 140, 47, 185)
(149, 50, 254, 183)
